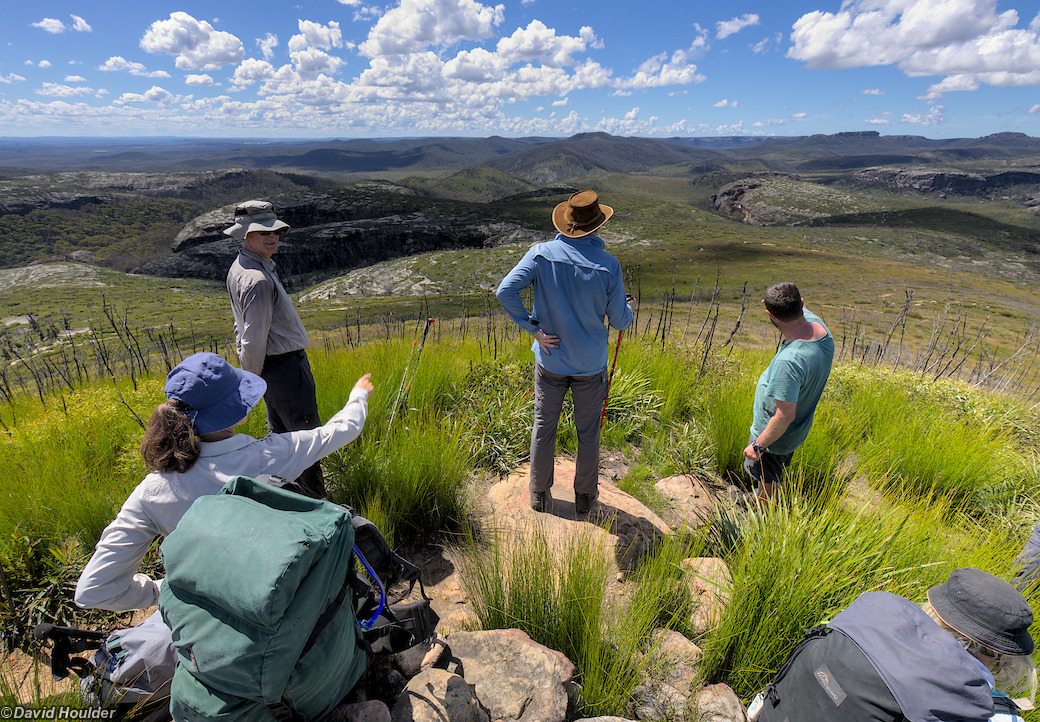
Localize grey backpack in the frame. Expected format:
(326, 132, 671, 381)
(34, 610, 175, 722)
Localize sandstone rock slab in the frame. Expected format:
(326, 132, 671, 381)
(443, 628, 576, 722)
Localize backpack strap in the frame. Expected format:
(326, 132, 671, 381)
(350, 513, 423, 600)
(763, 624, 831, 708)
(32, 623, 106, 680)
(992, 695, 1021, 719)
(359, 597, 441, 655)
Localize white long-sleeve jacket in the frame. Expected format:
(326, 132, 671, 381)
(74, 388, 368, 612)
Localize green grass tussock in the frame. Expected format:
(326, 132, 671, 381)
(460, 522, 656, 718)
(697, 486, 1019, 700)
(3, 324, 1040, 716)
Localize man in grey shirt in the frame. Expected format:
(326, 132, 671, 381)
(225, 200, 325, 498)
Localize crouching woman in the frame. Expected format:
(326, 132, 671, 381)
(75, 352, 374, 612)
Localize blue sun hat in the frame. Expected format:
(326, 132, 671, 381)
(164, 353, 266, 435)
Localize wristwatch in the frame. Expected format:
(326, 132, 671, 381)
(752, 442, 766, 456)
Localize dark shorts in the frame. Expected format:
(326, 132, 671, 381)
(743, 434, 794, 486)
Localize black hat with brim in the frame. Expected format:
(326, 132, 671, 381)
(927, 567, 1034, 656)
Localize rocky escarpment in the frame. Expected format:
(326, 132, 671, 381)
(0, 169, 304, 214)
(854, 167, 1040, 197)
(711, 173, 799, 225)
(141, 182, 544, 287)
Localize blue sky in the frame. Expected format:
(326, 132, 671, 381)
(2, 0, 1038, 139)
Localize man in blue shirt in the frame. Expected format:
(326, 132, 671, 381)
(496, 191, 634, 515)
(743, 282, 834, 503)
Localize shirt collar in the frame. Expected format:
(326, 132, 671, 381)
(239, 247, 276, 270)
(553, 232, 605, 249)
(198, 434, 256, 457)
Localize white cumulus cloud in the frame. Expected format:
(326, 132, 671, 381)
(619, 45, 707, 90)
(98, 56, 171, 79)
(258, 34, 279, 61)
(30, 18, 67, 33)
(717, 14, 760, 40)
(29, 15, 92, 33)
(0, 74, 27, 84)
(232, 59, 277, 87)
(290, 48, 346, 80)
(443, 48, 508, 82)
(789, 0, 1040, 92)
(185, 74, 215, 86)
(64, 75, 87, 83)
(359, 0, 505, 57)
(140, 12, 244, 71)
(115, 85, 181, 107)
(714, 98, 738, 108)
(288, 20, 344, 53)
(36, 82, 95, 97)
(902, 104, 945, 125)
(496, 20, 593, 67)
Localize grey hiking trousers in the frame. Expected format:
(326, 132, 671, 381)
(530, 363, 608, 497)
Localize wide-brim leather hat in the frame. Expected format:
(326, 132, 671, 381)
(223, 200, 290, 241)
(927, 567, 1034, 656)
(164, 352, 266, 435)
(552, 190, 613, 238)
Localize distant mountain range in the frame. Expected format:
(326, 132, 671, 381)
(2, 131, 1038, 178)
(1, 130, 1038, 287)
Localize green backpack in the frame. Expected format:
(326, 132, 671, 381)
(158, 477, 367, 722)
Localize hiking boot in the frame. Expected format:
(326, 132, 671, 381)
(530, 489, 551, 513)
(575, 492, 597, 515)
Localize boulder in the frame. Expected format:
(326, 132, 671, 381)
(632, 629, 703, 720)
(649, 629, 702, 695)
(694, 683, 746, 722)
(443, 629, 576, 722)
(391, 668, 488, 722)
(486, 460, 671, 574)
(681, 558, 732, 638)
(654, 474, 718, 529)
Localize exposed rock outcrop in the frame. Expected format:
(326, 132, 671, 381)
(486, 459, 672, 574)
(142, 184, 543, 284)
(711, 173, 798, 225)
(0, 169, 300, 215)
(391, 669, 489, 722)
(854, 166, 1040, 196)
(440, 629, 577, 722)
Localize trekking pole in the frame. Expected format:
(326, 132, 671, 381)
(600, 329, 624, 426)
(387, 317, 435, 432)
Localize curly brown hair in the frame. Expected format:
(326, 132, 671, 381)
(139, 399, 201, 473)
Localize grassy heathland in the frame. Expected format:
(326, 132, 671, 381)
(2, 163, 1040, 715)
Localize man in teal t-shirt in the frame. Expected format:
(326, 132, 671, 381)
(743, 282, 834, 503)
